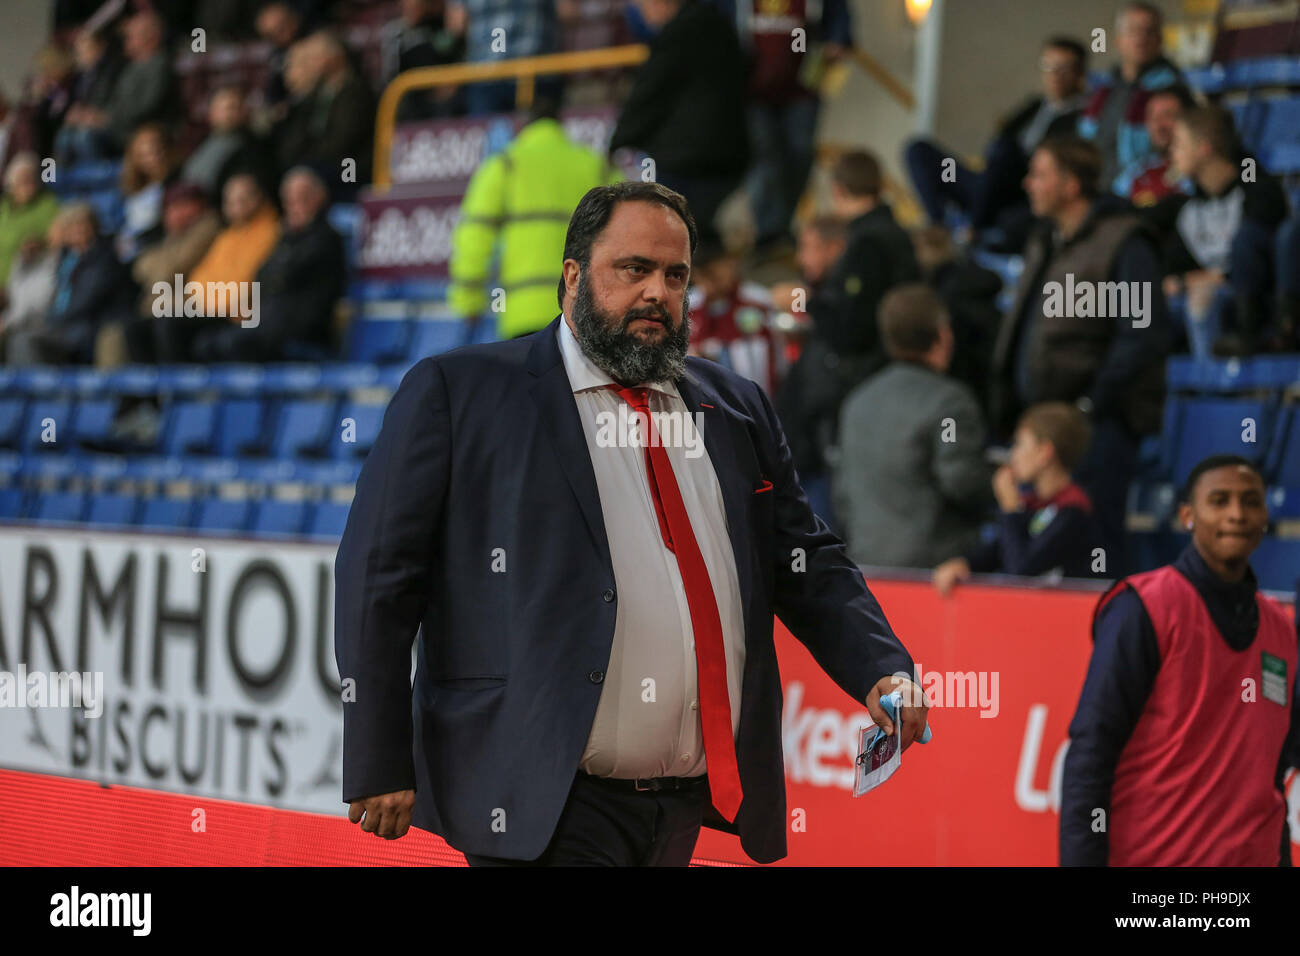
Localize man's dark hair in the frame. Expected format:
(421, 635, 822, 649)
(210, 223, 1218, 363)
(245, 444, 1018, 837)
(1147, 83, 1196, 111)
(557, 182, 698, 309)
(1119, 1, 1163, 28)
(1036, 135, 1102, 199)
(802, 214, 848, 243)
(1180, 454, 1263, 503)
(830, 150, 882, 199)
(1043, 36, 1087, 69)
(878, 283, 948, 360)
(1179, 105, 1241, 162)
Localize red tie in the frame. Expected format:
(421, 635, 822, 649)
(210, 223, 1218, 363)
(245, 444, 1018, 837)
(605, 383, 744, 822)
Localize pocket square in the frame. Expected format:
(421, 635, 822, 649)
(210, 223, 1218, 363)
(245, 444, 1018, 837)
(753, 479, 773, 494)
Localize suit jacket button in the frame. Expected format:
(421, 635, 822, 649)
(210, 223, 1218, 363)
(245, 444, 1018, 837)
(588, 670, 605, 684)
(602, 588, 615, 602)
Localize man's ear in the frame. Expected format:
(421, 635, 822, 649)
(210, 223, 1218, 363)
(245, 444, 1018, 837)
(562, 259, 581, 306)
(1177, 501, 1194, 531)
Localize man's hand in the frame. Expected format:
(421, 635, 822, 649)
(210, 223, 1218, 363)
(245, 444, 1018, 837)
(992, 464, 1020, 512)
(348, 789, 415, 840)
(932, 557, 970, 597)
(865, 675, 930, 753)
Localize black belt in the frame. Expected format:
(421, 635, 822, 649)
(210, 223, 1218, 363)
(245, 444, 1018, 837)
(577, 770, 708, 793)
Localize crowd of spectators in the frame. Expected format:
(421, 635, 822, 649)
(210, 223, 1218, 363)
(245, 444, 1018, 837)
(0, 0, 1297, 589)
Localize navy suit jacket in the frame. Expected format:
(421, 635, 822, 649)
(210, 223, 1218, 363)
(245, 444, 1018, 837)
(334, 314, 914, 863)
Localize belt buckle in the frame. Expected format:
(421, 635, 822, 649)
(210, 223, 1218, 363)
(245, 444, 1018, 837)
(634, 778, 654, 792)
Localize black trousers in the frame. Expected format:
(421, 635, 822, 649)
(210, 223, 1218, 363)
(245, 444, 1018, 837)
(461, 772, 708, 867)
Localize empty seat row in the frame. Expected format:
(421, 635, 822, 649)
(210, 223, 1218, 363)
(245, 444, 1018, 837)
(0, 490, 351, 539)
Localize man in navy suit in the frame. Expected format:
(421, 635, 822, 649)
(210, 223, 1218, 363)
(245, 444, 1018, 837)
(335, 181, 930, 866)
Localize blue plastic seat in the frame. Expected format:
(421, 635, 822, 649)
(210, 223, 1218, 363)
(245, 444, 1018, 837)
(73, 398, 118, 446)
(0, 487, 26, 519)
(407, 320, 465, 359)
(139, 497, 194, 531)
(87, 494, 139, 526)
(331, 402, 385, 458)
(1166, 398, 1277, 485)
(308, 500, 351, 537)
(1264, 406, 1300, 486)
(214, 399, 267, 457)
(163, 401, 218, 454)
(194, 498, 251, 533)
(33, 491, 86, 523)
(20, 399, 74, 452)
(269, 399, 337, 459)
(251, 499, 309, 535)
(0, 398, 25, 448)
(1250, 536, 1300, 593)
(346, 318, 412, 363)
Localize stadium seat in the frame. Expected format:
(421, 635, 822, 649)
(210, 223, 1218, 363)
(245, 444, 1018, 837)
(308, 501, 351, 537)
(0, 486, 26, 519)
(1163, 397, 1277, 484)
(163, 401, 219, 455)
(194, 498, 251, 533)
(139, 497, 194, 531)
(251, 500, 309, 535)
(1264, 406, 1300, 486)
(87, 494, 140, 526)
(20, 399, 73, 452)
(346, 318, 412, 363)
(268, 399, 337, 459)
(33, 491, 87, 523)
(331, 402, 385, 458)
(0, 398, 25, 448)
(1250, 536, 1300, 593)
(72, 398, 118, 447)
(407, 320, 464, 359)
(214, 399, 268, 457)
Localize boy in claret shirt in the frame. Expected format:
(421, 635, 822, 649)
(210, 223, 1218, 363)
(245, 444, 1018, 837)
(933, 401, 1099, 594)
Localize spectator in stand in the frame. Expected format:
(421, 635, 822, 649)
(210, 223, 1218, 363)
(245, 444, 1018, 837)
(0, 224, 61, 366)
(1112, 85, 1193, 207)
(181, 86, 277, 203)
(55, 9, 175, 160)
(912, 225, 1003, 416)
(24, 202, 132, 364)
(448, 97, 622, 339)
(109, 182, 222, 365)
(198, 166, 345, 362)
(1144, 105, 1291, 357)
(157, 172, 279, 361)
(686, 240, 785, 396)
(933, 402, 1098, 596)
(449, 0, 562, 116)
(8, 45, 79, 166)
(1078, 1, 1184, 188)
(712, 0, 851, 259)
(990, 136, 1171, 576)
(1061, 455, 1298, 866)
(274, 31, 376, 193)
(0, 153, 61, 289)
(905, 36, 1087, 249)
(836, 284, 992, 571)
(115, 123, 178, 263)
(774, 152, 918, 528)
(382, 0, 467, 122)
(608, 0, 750, 248)
(254, 0, 306, 125)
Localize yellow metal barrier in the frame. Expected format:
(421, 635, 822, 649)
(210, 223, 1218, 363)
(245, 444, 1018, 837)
(372, 44, 650, 189)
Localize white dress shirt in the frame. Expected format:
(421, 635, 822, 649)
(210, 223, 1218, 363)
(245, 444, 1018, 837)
(557, 314, 747, 779)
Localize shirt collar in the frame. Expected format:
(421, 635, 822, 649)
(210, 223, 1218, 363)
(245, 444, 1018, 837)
(556, 313, 683, 405)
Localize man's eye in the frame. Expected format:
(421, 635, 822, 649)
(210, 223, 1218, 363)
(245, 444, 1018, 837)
(626, 264, 647, 274)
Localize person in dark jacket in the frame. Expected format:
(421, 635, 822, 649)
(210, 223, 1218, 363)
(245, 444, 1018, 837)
(28, 202, 131, 364)
(933, 401, 1099, 595)
(608, 0, 750, 247)
(381, 0, 466, 121)
(1143, 105, 1291, 357)
(1060, 455, 1298, 866)
(774, 150, 919, 530)
(991, 135, 1171, 575)
(196, 166, 344, 362)
(182, 86, 279, 205)
(905, 35, 1087, 248)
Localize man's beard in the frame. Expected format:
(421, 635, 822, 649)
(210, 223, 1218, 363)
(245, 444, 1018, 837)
(570, 270, 691, 387)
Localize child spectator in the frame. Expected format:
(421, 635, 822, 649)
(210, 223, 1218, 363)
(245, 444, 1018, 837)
(687, 241, 785, 396)
(933, 401, 1098, 594)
